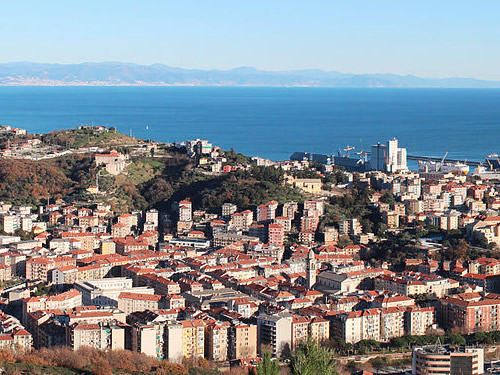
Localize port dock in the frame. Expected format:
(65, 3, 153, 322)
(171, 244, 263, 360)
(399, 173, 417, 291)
(291, 151, 483, 167)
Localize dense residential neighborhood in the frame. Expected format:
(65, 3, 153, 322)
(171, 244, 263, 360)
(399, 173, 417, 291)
(1, 125, 500, 374)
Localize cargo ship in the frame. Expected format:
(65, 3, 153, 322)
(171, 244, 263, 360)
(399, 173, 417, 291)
(485, 154, 500, 170)
(290, 151, 367, 172)
(473, 165, 500, 180)
(418, 160, 469, 174)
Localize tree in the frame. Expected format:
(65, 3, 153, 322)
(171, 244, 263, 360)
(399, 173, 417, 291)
(390, 336, 409, 349)
(290, 338, 337, 375)
(446, 333, 466, 347)
(376, 223, 388, 238)
(337, 235, 353, 248)
(379, 192, 395, 206)
(256, 349, 279, 375)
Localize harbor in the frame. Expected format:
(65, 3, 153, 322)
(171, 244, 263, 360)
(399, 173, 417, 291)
(291, 139, 498, 176)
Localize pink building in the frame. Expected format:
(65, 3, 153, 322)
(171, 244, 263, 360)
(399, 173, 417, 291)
(268, 224, 285, 247)
(256, 201, 279, 222)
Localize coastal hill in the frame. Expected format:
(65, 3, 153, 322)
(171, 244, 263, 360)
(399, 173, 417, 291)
(0, 127, 304, 212)
(1, 62, 500, 88)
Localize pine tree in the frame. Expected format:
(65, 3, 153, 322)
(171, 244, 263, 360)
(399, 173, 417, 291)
(290, 338, 337, 375)
(256, 349, 279, 375)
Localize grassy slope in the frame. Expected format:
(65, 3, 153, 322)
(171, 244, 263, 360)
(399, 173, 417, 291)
(42, 129, 137, 148)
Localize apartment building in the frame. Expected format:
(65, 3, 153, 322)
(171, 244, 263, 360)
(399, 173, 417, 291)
(256, 311, 293, 357)
(282, 201, 299, 220)
(112, 223, 130, 237)
(300, 215, 320, 233)
(231, 210, 254, 231)
(256, 201, 278, 223)
(412, 346, 484, 375)
(323, 226, 339, 245)
(438, 295, 500, 334)
(228, 322, 257, 360)
(145, 209, 159, 228)
(267, 224, 285, 247)
(339, 218, 362, 236)
(128, 309, 181, 360)
(1, 215, 18, 234)
(291, 315, 329, 349)
(178, 200, 192, 222)
(274, 216, 292, 232)
(380, 307, 406, 342)
(469, 257, 500, 275)
(114, 237, 149, 254)
(26, 256, 76, 282)
(0, 328, 32, 352)
(291, 315, 309, 349)
(205, 320, 230, 361)
(67, 320, 126, 350)
(22, 289, 82, 324)
(405, 306, 435, 336)
(117, 292, 163, 315)
(334, 304, 434, 344)
(75, 278, 155, 308)
(180, 320, 205, 359)
(222, 203, 238, 217)
(374, 274, 456, 298)
(334, 309, 381, 344)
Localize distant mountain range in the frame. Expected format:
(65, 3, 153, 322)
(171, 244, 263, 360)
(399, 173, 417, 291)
(1, 62, 499, 88)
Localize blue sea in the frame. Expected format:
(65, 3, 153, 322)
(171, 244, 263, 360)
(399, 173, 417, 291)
(0, 86, 500, 162)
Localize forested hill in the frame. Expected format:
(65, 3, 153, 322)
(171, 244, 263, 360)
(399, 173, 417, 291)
(0, 141, 304, 213)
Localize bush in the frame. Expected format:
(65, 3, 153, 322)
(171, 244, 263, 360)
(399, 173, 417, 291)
(156, 361, 188, 375)
(0, 348, 16, 363)
(19, 352, 54, 367)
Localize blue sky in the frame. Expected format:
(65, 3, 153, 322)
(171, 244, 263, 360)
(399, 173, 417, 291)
(0, 1, 499, 79)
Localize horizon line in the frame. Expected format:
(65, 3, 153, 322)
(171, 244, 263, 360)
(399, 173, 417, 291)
(1, 61, 499, 82)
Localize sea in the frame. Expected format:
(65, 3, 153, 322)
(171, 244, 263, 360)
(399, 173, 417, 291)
(0, 86, 500, 162)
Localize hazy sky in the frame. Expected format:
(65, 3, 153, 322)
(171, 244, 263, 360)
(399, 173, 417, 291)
(1, 1, 499, 79)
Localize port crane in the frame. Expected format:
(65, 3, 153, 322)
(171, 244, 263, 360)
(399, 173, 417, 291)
(437, 152, 448, 172)
(336, 145, 355, 157)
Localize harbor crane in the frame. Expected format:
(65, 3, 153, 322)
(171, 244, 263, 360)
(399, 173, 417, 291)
(437, 152, 448, 171)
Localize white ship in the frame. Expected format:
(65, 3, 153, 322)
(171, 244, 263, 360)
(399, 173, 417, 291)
(473, 165, 500, 180)
(418, 160, 469, 174)
(418, 152, 469, 175)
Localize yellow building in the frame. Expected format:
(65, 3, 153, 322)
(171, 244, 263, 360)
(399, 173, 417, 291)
(100, 240, 116, 255)
(288, 177, 323, 194)
(181, 320, 205, 359)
